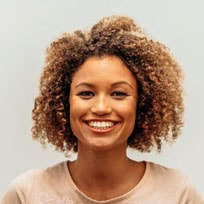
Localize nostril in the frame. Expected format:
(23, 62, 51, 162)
(91, 106, 112, 115)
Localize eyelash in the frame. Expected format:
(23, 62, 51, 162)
(77, 91, 128, 99)
(111, 91, 128, 98)
(77, 91, 94, 99)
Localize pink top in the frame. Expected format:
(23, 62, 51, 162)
(1, 161, 203, 204)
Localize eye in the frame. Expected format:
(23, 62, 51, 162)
(111, 91, 128, 99)
(77, 91, 94, 99)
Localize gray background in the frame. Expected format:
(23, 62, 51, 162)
(0, 0, 204, 198)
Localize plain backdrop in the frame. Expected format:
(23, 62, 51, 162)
(0, 0, 204, 198)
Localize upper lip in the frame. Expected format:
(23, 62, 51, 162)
(84, 119, 120, 122)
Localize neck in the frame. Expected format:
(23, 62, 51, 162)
(68, 144, 145, 201)
(80, 146, 128, 173)
(69, 144, 135, 186)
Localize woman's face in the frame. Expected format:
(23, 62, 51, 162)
(69, 55, 138, 152)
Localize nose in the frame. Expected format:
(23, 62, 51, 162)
(91, 95, 112, 115)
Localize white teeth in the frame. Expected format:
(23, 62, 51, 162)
(88, 121, 114, 129)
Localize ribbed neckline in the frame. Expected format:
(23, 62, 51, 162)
(62, 160, 151, 203)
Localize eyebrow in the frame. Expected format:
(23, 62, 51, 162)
(75, 81, 134, 89)
(75, 82, 94, 89)
(111, 81, 134, 89)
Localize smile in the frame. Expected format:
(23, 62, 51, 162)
(87, 121, 116, 130)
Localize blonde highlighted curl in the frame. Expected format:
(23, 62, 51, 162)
(32, 15, 184, 153)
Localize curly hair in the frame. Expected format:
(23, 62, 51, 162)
(32, 15, 184, 154)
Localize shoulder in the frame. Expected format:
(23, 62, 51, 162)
(146, 162, 204, 203)
(147, 162, 187, 181)
(10, 161, 66, 188)
(1, 161, 68, 204)
(0, 168, 43, 204)
(11, 162, 66, 187)
(179, 177, 204, 203)
(143, 162, 188, 192)
(5, 168, 44, 193)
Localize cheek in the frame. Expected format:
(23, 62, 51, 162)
(69, 98, 79, 131)
(119, 100, 137, 129)
(69, 100, 80, 119)
(69, 97, 89, 130)
(69, 107, 81, 138)
(119, 100, 137, 117)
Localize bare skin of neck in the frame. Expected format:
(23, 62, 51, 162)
(68, 144, 145, 201)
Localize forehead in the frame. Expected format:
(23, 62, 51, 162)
(71, 55, 137, 85)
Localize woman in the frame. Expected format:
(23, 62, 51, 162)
(1, 15, 203, 203)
